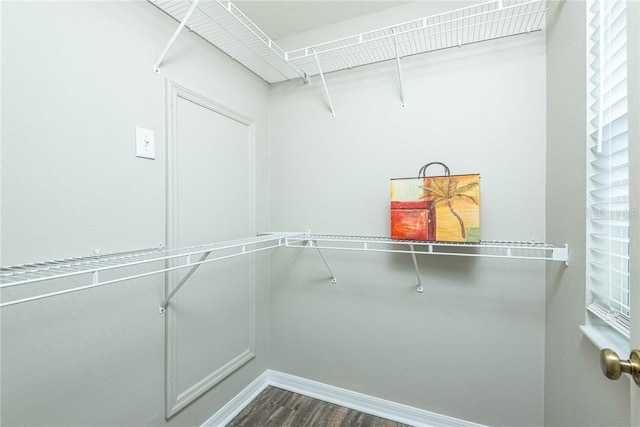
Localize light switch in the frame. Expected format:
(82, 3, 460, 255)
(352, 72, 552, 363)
(136, 127, 155, 159)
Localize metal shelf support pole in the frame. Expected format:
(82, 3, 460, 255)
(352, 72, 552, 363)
(392, 28, 407, 109)
(153, 0, 201, 74)
(159, 250, 212, 313)
(409, 245, 424, 293)
(312, 49, 336, 118)
(312, 241, 337, 284)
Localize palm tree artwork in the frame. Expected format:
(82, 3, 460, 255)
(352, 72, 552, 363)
(391, 168, 479, 242)
(421, 175, 480, 241)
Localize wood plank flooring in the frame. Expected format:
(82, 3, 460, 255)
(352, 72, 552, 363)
(227, 386, 411, 427)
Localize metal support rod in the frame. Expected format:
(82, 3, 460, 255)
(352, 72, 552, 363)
(391, 28, 406, 109)
(313, 242, 337, 284)
(159, 250, 211, 313)
(153, 0, 201, 74)
(312, 49, 336, 118)
(409, 245, 424, 293)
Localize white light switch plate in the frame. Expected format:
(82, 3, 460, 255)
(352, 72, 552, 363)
(136, 127, 155, 159)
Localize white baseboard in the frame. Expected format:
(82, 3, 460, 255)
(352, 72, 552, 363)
(203, 370, 485, 427)
(201, 371, 270, 427)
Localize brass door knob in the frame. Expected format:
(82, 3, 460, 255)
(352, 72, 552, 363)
(600, 348, 640, 385)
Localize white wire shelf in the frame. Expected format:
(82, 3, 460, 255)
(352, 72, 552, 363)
(150, 0, 546, 83)
(284, 233, 567, 293)
(285, 233, 569, 263)
(0, 232, 303, 309)
(0, 231, 568, 308)
(149, 0, 309, 82)
(286, 0, 547, 77)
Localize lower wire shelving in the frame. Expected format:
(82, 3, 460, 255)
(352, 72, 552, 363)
(284, 232, 569, 292)
(285, 233, 568, 262)
(0, 232, 303, 310)
(0, 231, 568, 309)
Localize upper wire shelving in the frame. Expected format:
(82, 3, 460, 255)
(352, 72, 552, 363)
(149, 0, 547, 84)
(150, 0, 309, 82)
(285, 0, 547, 77)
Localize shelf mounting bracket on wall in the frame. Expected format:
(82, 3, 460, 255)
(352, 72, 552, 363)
(158, 250, 212, 314)
(312, 49, 336, 118)
(312, 241, 338, 284)
(153, 0, 201, 74)
(408, 245, 424, 292)
(391, 28, 407, 109)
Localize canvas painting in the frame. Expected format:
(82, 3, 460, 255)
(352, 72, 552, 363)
(390, 173, 480, 242)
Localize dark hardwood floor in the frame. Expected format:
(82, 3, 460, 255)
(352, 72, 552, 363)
(227, 386, 411, 427)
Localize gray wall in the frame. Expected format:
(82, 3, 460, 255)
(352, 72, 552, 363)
(1, 1, 270, 425)
(268, 3, 547, 424)
(544, 1, 631, 426)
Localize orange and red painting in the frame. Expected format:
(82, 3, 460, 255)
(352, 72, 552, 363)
(390, 173, 480, 242)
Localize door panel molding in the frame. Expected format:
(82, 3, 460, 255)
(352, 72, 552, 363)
(165, 80, 256, 419)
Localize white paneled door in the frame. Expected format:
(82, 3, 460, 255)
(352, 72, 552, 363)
(164, 81, 256, 418)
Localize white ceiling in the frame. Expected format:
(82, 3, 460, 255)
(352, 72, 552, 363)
(233, 1, 413, 40)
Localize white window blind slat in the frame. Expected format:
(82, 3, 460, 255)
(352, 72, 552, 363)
(589, 125, 621, 144)
(591, 171, 627, 186)
(589, 218, 630, 228)
(589, 102, 628, 129)
(587, 0, 630, 338)
(590, 183, 629, 200)
(590, 247, 630, 261)
(590, 150, 628, 168)
(590, 232, 630, 242)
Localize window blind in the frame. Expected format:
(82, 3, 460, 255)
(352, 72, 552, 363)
(587, 0, 630, 337)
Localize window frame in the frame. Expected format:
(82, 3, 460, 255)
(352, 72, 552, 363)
(585, 0, 631, 340)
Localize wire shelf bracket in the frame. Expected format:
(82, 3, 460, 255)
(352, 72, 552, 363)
(153, 0, 201, 74)
(408, 244, 424, 292)
(312, 49, 336, 118)
(391, 28, 407, 109)
(309, 240, 338, 284)
(159, 250, 211, 314)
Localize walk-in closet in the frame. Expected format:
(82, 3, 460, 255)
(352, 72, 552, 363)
(2, 0, 639, 426)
